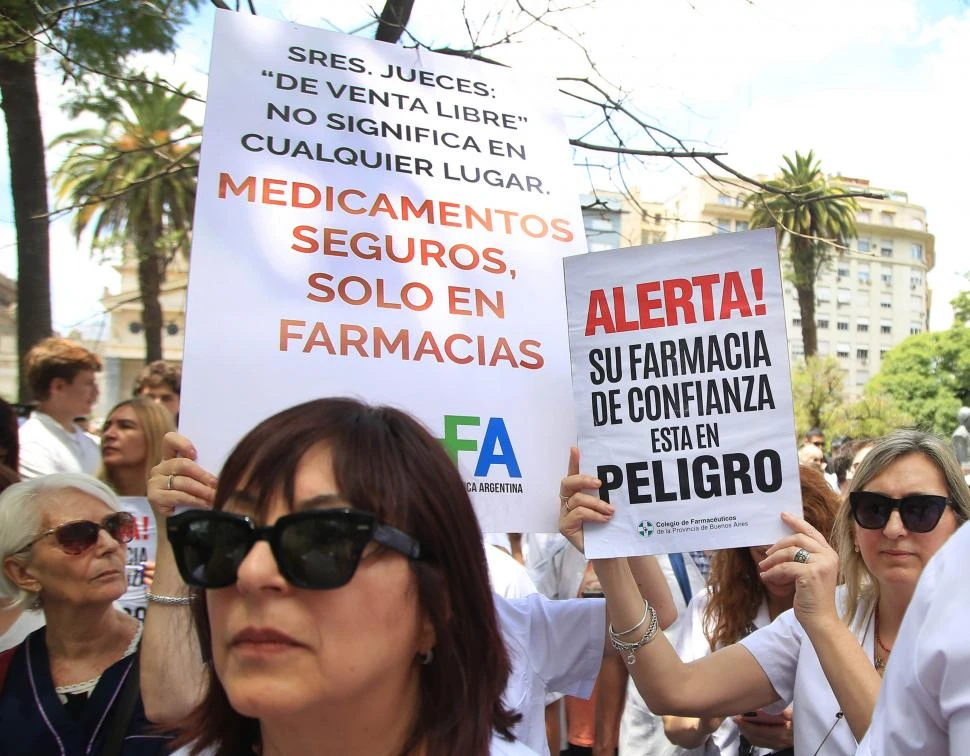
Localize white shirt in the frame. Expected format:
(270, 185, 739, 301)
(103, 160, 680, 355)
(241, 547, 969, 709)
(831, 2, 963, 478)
(18, 411, 100, 479)
(739, 586, 871, 755)
(487, 545, 539, 599)
(619, 554, 708, 756)
(857, 524, 970, 756)
(666, 590, 773, 756)
(497, 593, 605, 756)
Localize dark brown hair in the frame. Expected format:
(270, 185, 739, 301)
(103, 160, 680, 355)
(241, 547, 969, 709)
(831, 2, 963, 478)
(174, 398, 519, 756)
(703, 464, 839, 650)
(24, 337, 102, 400)
(132, 360, 181, 395)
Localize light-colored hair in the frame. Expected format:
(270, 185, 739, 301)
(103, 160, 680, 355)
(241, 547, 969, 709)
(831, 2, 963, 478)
(831, 429, 970, 629)
(96, 397, 175, 494)
(0, 473, 121, 608)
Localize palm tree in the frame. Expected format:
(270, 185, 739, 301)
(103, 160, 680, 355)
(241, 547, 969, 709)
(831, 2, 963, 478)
(745, 151, 857, 358)
(52, 77, 199, 362)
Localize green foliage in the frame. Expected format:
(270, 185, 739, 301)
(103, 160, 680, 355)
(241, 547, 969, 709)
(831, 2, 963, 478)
(52, 75, 199, 360)
(746, 151, 857, 357)
(951, 272, 970, 326)
(867, 326, 970, 436)
(0, 0, 199, 71)
(791, 355, 844, 435)
(827, 395, 913, 441)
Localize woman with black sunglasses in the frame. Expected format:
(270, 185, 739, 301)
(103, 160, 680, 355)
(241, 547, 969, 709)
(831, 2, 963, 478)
(560, 429, 970, 755)
(141, 397, 536, 756)
(0, 473, 171, 755)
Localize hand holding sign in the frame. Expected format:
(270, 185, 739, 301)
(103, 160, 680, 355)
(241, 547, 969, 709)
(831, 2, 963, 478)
(558, 446, 612, 554)
(759, 511, 840, 632)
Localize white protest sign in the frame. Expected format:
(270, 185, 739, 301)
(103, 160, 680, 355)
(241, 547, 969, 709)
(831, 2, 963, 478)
(564, 229, 801, 557)
(116, 497, 155, 622)
(179, 11, 585, 532)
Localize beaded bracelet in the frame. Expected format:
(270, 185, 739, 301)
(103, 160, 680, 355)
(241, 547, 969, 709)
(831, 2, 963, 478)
(146, 592, 192, 606)
(609, 604, 659, 665)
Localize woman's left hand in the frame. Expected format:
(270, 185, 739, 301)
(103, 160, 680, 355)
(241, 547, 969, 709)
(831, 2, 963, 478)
(759, 512, 840, 632)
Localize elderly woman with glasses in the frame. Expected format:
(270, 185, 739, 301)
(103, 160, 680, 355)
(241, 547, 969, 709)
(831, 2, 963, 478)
(141, 397, 536, 756)
(560, 429, 970, 756)
(0, 474, 170, 755)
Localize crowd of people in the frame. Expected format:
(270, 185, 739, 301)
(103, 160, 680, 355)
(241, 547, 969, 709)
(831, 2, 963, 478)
(0, 336, 967, 755)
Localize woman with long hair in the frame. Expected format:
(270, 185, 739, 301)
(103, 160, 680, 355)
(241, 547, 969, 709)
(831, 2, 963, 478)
(97, 398, 175, 497)
(560, 430, 969, 755)
(143, 398, 535, 755)
(662, 465, 839, 754)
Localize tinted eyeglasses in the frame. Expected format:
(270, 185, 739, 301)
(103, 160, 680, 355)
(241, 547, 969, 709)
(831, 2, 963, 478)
(166, 508, 423, 590)
(20, 512, 136, 555)
(849, 491, 951, 533)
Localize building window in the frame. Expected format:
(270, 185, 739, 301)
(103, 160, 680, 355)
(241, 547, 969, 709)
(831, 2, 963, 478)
(910, 272, 922, 288)
(717, 193, 732, 205)
(838, 264, 850, 279)
(880, 319, 892, 335)
(857, 238, 870, 253)
(857, 319, 869, 333)
(856, 371, 870, 386)
(911, 243, 924, 261)
(818, 342, 830, 355)
(836, 343, 850, 358)
(880, 241, 894, 258)
(837, 320, 849, 331)
(857, 264, 871, 284)
(817, 318, 830, 329)
(880, 294, 892, 309)
(735, 220, 749, 232)
(837, 288, 852, 305)
(911, 295, 923, 310)
(910, 218, 924, 230)
(880, 348, 889, 359)
(792, 317, 802, 327)
(858, 209, 871, 223)
(816, 286, 831, 303)
(910, 323, 922, 335)
(880, 211, 895, 225)
(881, 269, 893, 287)
(857, 348, 869, 360)
(716, 218, 731, 234)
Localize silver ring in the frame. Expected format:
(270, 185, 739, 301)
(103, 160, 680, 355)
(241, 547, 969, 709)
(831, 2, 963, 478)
(559, 494, 572, 511)
(167, 474, 175, 491)
(793, 548, 810, 564)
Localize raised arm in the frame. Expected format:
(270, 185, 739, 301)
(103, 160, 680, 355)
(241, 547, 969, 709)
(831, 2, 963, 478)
(758, 513, 881, 741)
(559, 448, 677, 630)
(559, 451, 776, 718)
(140, 432, 218, 724)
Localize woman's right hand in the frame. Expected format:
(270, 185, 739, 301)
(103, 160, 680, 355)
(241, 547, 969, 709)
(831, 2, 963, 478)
(558, 446, 613, 554)
(147, 432, 218, 526)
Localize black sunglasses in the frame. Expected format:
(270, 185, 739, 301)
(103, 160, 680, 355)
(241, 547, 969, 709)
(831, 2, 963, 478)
(166, 508, 423, 590)
(20, 511, 136, 555)
(849, 491, 951, 533)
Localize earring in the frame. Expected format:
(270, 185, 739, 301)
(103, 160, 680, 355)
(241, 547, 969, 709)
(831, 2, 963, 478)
(30, 592, 42, 611)
(418, 648, 434, 665)
(853, 543, 860, 553)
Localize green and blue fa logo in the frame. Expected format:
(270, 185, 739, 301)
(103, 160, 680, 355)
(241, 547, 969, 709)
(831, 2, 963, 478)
(637, 520, 653, 538)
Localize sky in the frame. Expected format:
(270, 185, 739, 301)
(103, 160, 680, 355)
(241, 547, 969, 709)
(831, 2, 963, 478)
(1, 0, 967, 336)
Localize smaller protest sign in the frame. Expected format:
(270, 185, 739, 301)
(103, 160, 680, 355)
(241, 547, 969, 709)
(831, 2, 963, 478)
(564, 229, 801, 557)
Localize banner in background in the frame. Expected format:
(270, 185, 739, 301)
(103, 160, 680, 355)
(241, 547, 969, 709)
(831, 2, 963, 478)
(180, 11, 585, 532)
(564, 229, 801, 557)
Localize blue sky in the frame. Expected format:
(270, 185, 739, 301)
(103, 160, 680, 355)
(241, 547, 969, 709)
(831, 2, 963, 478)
(1, 0, 967, 334)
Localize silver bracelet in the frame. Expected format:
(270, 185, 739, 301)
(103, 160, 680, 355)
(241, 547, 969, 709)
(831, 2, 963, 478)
(146, 591, 192, 605)
(610, 599, 649, 637)
(609, 604, 659, 665)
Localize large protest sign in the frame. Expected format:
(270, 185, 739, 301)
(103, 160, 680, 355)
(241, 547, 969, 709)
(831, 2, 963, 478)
(179, 11, 585, 531)
(564, 229, 800, 557)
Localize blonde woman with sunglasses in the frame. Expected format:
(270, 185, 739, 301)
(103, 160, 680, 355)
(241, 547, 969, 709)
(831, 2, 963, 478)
(0, 474, 171, 755)
(560, 430, 970, 755)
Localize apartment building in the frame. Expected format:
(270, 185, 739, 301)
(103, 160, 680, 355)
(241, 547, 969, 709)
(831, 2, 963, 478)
(582, 176, 935, 398)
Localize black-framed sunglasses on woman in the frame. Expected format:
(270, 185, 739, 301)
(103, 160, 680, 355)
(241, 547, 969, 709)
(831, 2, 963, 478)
(18, 511, 136, 555)
(166, 507, 424, 590)
(849, 491, 951, 533)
